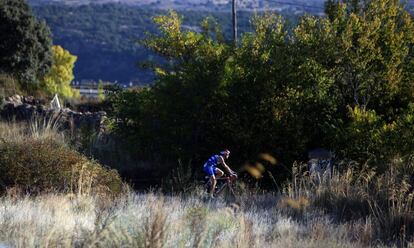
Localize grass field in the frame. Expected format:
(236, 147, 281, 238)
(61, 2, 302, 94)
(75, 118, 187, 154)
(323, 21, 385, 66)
(0, 119, 412, 247)
(0, 190, 408, 248)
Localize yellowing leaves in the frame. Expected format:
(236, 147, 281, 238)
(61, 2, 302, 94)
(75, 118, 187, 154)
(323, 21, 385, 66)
(154, 67, 167, 77)
(42, 45, 79, 98)
(348, 106, 379, 124)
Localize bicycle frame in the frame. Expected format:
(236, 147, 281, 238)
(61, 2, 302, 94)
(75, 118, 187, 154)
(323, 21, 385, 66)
(205, 174, 237, 196)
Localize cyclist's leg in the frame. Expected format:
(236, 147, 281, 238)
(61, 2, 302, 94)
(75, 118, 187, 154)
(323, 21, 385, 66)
(215, 168, 224, 178)
(204, 166, 216, 197)
(209, 168, 224, 197)
(212, 168, 228, 195)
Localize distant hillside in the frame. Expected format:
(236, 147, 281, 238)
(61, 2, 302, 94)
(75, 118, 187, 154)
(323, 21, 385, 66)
(33, 4, 161, 85)
(31, 1, 413, 85)
(29, 0, 326, 14)
(32, 4, 297, 85)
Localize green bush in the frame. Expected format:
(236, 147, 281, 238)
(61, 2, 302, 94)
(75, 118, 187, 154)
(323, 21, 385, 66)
(0, 138, 122, 195)
(108, 1, 414, 175)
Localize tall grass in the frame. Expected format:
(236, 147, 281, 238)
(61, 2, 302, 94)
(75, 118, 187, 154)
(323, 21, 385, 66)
(0, 192, 397, 248)
(0, 116, 413, 247)
(283, 162, 414, 246)
(0, 114, 65, 145)
(0, 74, 20, 98)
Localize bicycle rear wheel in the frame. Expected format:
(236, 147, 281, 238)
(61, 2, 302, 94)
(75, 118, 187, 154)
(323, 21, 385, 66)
(215, 184, 237, 203)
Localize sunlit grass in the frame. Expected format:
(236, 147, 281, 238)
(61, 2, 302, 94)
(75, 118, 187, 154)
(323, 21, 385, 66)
(0, 118, 412, 247)
(0, 192, 400, 248)
(0, 114, 65, 145)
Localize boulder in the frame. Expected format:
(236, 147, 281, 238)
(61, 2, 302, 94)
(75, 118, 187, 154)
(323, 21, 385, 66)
(5, 94, 23, 107)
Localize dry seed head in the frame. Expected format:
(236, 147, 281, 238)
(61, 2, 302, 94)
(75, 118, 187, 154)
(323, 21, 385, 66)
(244, 163, 263, 179)
(255, 162, 265, 173)
(258, 153, 277, 165)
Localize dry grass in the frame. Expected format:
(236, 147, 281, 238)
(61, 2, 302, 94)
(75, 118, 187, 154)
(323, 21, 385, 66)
(282, 162, 414, 246)
(0, 74, 20, 98)
(0, 114, 412, 247)
(0, 114, 65, 145)
(0, 118, 123, 195)
(0, 192, 401, 248)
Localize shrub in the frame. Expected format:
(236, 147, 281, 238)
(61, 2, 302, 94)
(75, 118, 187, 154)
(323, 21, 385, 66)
(0, 121, 123, 195)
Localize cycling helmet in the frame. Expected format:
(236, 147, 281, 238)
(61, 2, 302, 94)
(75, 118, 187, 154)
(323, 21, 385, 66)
(220, 149, 230, 155)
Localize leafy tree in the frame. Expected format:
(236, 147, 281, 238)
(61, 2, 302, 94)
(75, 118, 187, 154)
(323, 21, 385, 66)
(293, 0, 414, 162)
(0, 0, 52, 85)
(42, 45, 79, 98)
(138, 11, 232, 160)
(109, 0, 414, 179)
(317, 0, 414, 113)
(224, 14, 338, 162)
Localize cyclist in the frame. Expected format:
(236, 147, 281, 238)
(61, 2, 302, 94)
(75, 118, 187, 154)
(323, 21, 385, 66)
(203, 149, 236, 198)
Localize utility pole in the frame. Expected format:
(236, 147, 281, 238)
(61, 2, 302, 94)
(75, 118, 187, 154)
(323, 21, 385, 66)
(232, 0, 237, 45)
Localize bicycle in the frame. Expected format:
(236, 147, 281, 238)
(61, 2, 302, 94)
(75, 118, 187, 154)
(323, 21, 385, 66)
(204, 173, 238, 200)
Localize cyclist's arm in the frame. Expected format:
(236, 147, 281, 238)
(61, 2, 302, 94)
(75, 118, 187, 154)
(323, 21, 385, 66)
(218, 156, 235, 175)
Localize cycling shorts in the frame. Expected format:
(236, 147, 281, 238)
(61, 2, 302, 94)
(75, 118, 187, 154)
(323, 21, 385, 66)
(203, 164, 218, 176)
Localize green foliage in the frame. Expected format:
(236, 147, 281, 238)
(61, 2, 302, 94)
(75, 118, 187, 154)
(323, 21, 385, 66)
(340, 107, 385, 164)
(0, 0, 52, 85)
(300, 0, 414, 113)
(109, 0, 414, 179)
(108, 87, 158, 156)
(0, 138, 122, 195)
(225, 13, 338, 162)
(41, 45, 79, 99)
(290, 0, 414, 165)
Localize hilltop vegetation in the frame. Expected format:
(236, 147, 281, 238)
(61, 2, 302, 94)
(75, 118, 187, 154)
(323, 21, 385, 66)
(28, 0, 327, 12)
(32, 4, 300, 84)
(31, 1, 414, 85)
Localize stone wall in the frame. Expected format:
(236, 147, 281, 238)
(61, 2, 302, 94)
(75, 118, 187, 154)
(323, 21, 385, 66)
(0, 95, 106, 132)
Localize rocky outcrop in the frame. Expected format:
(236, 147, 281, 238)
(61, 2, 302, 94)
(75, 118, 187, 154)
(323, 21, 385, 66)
(1, 95, 106, 132)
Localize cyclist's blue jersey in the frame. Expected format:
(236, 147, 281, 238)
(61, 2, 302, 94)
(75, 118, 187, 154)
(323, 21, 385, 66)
(203, 154, 221, 176)
(205, 154, 221, 167)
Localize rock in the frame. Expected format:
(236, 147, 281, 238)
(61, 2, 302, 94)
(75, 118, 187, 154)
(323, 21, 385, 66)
(23, 96, 35, 105)
(11, 94, 22, 103)
(0, 95, 107, 133)
(5, 94, 23, 107)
